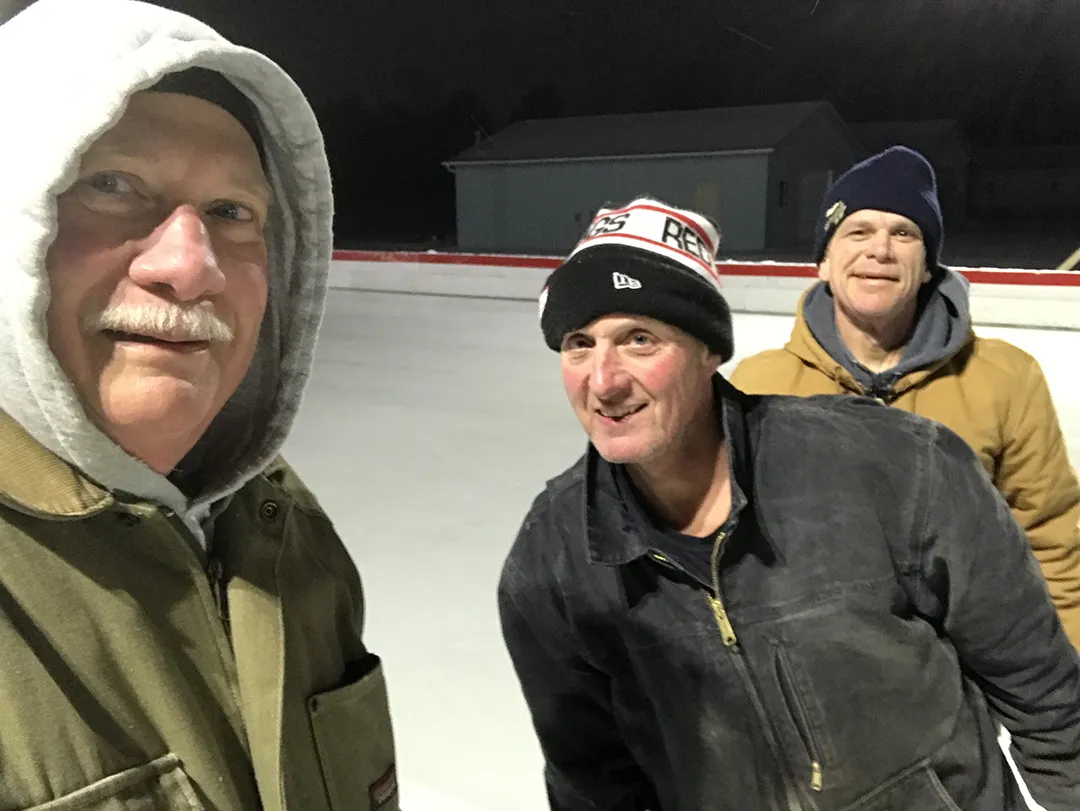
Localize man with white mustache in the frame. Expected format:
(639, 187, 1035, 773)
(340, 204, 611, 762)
(0, 0, 398, 808)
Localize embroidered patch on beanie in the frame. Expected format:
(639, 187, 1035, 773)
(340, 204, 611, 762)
(537, 197, 734, 362)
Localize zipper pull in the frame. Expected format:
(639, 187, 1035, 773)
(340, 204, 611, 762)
(708, 596, 738, 647)
(811, 760, 823, 792)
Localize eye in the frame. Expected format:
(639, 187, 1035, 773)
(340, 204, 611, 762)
(627, 330, 656, 348)
(207, 200, 257, 223)
(70, 171, 153, 215)
(561, 334, 590, 352)
(86, 171, 138, 196)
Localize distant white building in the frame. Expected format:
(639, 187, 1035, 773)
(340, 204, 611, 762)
(444, 101, 862, 255)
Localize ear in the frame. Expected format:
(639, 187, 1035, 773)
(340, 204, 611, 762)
(817, 255, 831, 283)
(702, 342, 722, 370)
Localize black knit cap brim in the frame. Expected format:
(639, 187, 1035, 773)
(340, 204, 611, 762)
(149, 67, 266, 168)
(540, 245, 734, 362)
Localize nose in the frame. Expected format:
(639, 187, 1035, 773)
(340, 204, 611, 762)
(590, 345, 630, 398)
(866, 227, 895, 260)
(128, 205, 227, 301)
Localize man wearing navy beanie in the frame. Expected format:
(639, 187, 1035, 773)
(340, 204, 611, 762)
(732, 146, 1080, 649)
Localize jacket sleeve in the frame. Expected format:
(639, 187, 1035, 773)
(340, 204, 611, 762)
(995, 355, 1080, 648)
(916, 425, 1080, 810)
(497, 504, 658, 811)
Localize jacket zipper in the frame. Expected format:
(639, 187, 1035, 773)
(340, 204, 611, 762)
(648, 543, 812, 804)
(648, 534, 738, 648)
(155, 505, 233, 643)
(707, 531, 739, 649)
(206, 553, 232, 641)
(774, 647, 824, 792)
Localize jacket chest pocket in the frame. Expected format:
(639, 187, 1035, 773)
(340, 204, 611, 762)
(25, 754, 205, 810)
(307, 654, 399, 811)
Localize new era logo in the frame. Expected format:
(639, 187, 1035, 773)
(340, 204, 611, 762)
(612, 272, 642, 290)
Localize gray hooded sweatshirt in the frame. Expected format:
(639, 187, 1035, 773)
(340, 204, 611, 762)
(802, 268, 972, 400)
(0, 0, 332, 546)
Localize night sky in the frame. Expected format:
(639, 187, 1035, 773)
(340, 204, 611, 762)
(15, 0, 1080, 243)
(154, 1, 1079, 136)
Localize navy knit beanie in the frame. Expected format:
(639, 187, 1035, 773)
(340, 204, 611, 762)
(813, 146, 943, 271)
(538, 197, 734, 362)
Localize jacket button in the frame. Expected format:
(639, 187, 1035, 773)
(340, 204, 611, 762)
(260, 500, 280, 521)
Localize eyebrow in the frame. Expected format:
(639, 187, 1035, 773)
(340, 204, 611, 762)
(841, 217, 876, 230)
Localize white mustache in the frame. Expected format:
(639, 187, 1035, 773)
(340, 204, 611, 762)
(86, 303, 234, 344)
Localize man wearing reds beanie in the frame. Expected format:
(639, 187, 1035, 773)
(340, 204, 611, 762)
(732, 147, 1080, 652)
(499, 195, 1080, 810)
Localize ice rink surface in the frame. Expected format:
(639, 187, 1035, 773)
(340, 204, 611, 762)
(281, 289, 1079, 810)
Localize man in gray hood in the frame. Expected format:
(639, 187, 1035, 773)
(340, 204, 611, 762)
(731, 146, 1080, 649)
(0, 1, 398, 809)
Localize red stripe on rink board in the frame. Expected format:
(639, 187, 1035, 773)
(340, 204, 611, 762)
(332, 249, 562, 269)
(330, 250, 1080, 287)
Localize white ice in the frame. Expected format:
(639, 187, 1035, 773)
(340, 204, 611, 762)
(281, 290, 1079, 811)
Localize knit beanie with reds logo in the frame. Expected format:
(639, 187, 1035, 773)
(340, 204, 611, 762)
(538, 197, 734, 362)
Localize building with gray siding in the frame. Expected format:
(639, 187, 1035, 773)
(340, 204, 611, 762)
(443, 101, 862, 255)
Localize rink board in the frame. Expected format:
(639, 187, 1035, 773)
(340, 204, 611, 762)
(329, 249, 1080, 332)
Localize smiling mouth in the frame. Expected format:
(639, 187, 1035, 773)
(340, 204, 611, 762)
(597, 404, 646, 423)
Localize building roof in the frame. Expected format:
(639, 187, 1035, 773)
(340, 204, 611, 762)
(445, 100, 845, 166)
(851, 119, 971, 167)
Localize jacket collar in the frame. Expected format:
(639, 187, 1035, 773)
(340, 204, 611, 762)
(0, 409, 113, 518)
(584, 374, 752, 566)
(786, 288, 862, 390)
(786, 286, 975, 398)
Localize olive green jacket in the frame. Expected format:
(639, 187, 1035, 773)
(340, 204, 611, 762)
(0, 3, 399, 806)
(0, 410, 398, 811)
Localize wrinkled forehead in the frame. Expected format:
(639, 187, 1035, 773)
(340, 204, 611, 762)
(568, 315, 711, 359)
(81, 90, 271, 202)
